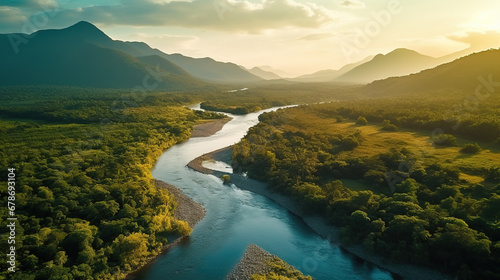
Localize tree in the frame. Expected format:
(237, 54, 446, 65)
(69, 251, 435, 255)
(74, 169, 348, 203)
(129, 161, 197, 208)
(431, 219, 491, 270)
(356, 116, 368, 125)
(350, 210, 371, 234)
(433, 134, 457, 146)
(112, 233, 150, 267)
(460, 143, 481, 154)
(222, 174, 231, 184)
(382, 120, 397, 131)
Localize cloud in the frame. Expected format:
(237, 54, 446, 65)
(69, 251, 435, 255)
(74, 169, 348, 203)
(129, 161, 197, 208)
(0, 7, 27, 28)
(337, 0, 365, 9)
(133, 33, 199, 51)
(299, 33, 335, 41)
(39, 0, 336, 33)
(447, 30, 500, 49)
(395, 36, 469, 58)
(3, 0, 58, 9)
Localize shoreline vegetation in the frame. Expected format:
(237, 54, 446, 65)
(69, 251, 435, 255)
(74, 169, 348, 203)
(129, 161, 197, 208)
(188, 146, 452, 280)
(127, 117, 228, 279)
(125, 179, 207, 279)
(227, 244, 312, 280)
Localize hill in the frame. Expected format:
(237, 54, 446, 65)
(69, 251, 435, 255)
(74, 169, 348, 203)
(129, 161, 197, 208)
(336, 48, 438, 84)
(291, 56, 372, 82)
(136, 55, 192, 77)
(365, 48, 500, 95)
(164, 54, 262, 83)
(246, 66, 282, 80)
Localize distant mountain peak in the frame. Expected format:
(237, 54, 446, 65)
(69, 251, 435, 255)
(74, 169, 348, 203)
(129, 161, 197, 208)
(61, 21, 110, 42)
(391, 48, 418, 53)
(336, 48, 437, 84)
(70, 21, 98, 29)
(377, 48, 425, 58)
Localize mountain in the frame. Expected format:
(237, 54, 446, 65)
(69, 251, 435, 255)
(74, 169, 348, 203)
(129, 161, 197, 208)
(163, 54, 262, 83)
(0, 22, 202, 89)
(292, 56, 372, 82)
(336, 48, 439, 84)
(246, 67, 282, 80)
(136, 55, 191, 77)
(258, 66, 294, 78)
(365, 48, 500, 95)
(63, 22, 262, 83)
(0, 21, 262, 87)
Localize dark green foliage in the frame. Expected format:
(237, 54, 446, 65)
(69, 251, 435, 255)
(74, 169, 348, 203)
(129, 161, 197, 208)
(356, 116, 368, 125)
(381, 120, 397, 131)
(0, 86, 217, 279)
(251, 256, 313, 280)
(305, 93, 500, 143)
(461, 143, 482, 154)
(233, 105, 500, 279)
(434, 134, 457, 146)
(200, 83, 361, 114)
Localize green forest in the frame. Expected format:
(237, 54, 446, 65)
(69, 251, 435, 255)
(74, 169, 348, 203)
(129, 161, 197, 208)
(1, 80, 499, 279)
(250, 257, 313, 280)
(200, 83, 361, 114)
(0, 86, 226, 279)
(0, 84, 340, 279)
(232, 93, 500, 280)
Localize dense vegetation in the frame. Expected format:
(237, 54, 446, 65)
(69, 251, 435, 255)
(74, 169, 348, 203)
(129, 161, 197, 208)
(232, 96, 500, 279)
(0, 86, 225, 279)
(200, 83, 362, 114)
(0, 84, 346, 279)
(306, 91, 500, 142)
(251, 257, 313, 280)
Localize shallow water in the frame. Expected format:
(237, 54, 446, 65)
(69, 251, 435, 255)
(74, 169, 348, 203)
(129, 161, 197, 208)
(137, 106, 394, 280)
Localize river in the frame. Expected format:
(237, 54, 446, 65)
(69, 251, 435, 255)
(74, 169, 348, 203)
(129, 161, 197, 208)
(136, 105, 394, 280)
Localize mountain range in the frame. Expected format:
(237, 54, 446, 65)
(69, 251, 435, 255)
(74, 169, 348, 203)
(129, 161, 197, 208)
(294, 47, 487, 84)
(0, 21, 263, 89)
(291, 56, 373, 82)
(365, 48, 500, 95)
(0, 21, 496, 89)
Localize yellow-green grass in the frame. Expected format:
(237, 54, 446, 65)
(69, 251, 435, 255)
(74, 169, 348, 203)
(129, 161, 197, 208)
(340, 179, 377, 192)
(336, 122, 499, 174)
(275, 107, 499, 180)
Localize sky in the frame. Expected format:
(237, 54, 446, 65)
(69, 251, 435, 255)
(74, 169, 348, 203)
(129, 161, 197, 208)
(1, 0, 500, 76)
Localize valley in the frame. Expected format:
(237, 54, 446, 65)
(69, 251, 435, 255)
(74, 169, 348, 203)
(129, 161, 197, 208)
(0, 18, 498, 280)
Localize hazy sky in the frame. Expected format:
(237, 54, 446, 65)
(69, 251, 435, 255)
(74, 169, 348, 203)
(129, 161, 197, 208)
(2, 0, 500, 76)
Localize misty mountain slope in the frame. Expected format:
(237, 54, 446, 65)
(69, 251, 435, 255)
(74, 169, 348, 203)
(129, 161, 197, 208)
(336, 48, 438, 84)
(245, 66, 282, 80)
(163, 54, 262, 83)
(292, 56, 372, 82)
(137, 55, 192, 77)
(365, 48, 500, 95)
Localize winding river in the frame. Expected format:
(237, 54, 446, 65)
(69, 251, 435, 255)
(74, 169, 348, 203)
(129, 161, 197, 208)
(136, 105, 394, 280)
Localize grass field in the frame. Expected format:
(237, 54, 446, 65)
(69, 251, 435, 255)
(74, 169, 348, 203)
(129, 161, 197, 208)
(274, 106, 499, 187)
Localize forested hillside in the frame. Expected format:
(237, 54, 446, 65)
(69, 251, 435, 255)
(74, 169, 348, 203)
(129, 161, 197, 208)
(365, 48, 500, 95)
(232, 97, 500, 279)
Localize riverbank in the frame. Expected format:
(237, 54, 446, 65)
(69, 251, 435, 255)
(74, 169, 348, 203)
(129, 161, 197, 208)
(189, 147, 452, 280)
(226, 244, 276, 280)
(126, 179, 207, 280)
(155, 179, 206, 227)
(227, 244, 310, 280)
(127, 118, 230, 279)
(190, 117, 232, 138)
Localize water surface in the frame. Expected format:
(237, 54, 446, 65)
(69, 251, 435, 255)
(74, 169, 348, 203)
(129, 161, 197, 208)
(138, 106, 394, 280)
